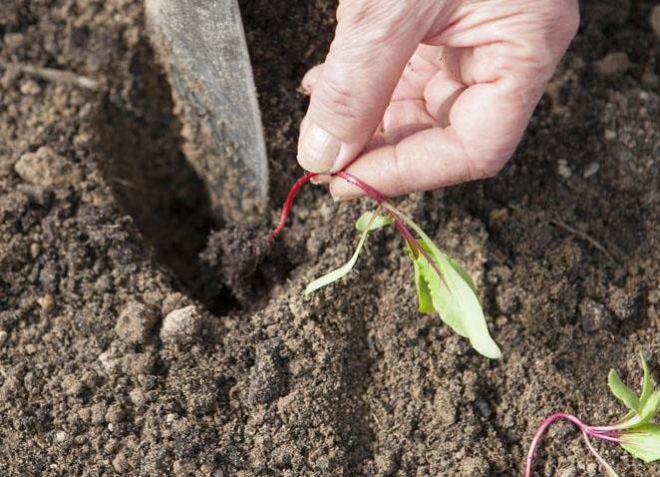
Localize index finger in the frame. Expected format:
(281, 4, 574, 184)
(329, 74, 543, 199)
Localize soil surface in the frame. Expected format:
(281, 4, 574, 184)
(1, 1, 659, 476)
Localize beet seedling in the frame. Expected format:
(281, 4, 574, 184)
(525, 353, 660, 476)
(270, 171, 501, 359)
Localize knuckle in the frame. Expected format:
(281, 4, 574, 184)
(463, 144, 510, 182)
(338, 0, 411, 24)
(481, 158, 507, 179)
(473, 154, 509, 180)
(314, 70, 369, 122)
(336, 0, 414, 44)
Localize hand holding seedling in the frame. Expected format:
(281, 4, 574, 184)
(271, 171, 501, 359)
(297, 0, 579, 199)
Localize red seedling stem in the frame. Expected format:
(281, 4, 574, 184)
(334, 171, 385, 204)
(270, 170, 446, 286)
(335, 172, 445, 285)
(525, 412, 621, 477)
(269, 171, 384, 241)
(269, 172, 318, 240)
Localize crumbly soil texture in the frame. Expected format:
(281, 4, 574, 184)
(1, 1, 659, 476)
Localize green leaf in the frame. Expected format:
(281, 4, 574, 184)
(446, 256, 477, 294)
(407, 244, 434, 314)
(415, 247, 468, 338)
(638, 391, 660, 424)
(397, 212, 501, 359)
(305, 209, 380, 296)
(640, 352, 653, 405)
(621, 424, 660, 463)
(616, 353, 656, 425)
(609, 369, 641, 413)
(356, 211, 393, 232)
(615, 392, 660, 431)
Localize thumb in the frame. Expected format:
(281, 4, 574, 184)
(297, 1, 442, 173)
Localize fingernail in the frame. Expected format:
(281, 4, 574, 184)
(329, 180, 360, 202)
(310, 173, 332, 185)
(331, 191, 351, 202)
(298, 122, 341, 173)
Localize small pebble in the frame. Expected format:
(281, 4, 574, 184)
(62, 374, 85, 397)
(105, 404, 125, 423)
(557, 159, 572, 179)
(77, 407, 91, 423)
(54, 431, 67, 443)
(14, 146, 82, 189)
(24, 343, 37, 355)
(608, 286, 637, 320)
(596, 52, 631, 77)
(3, 33, 24, 49)
(37, 294, 55, 312)
(583, 162, 600, 179)
(129, 388, 146, 407)
(579, 298, 612, 332)
(114, 302, 158, 345)
(0, 330, 7, 346)
(112, 451, 128, 473)
(98, 347, 121, 373)
(20, 80, 41, 96)
(604, 129, 617, 141)
(90, 402, 107, 425)
(160, 305, 202, 343)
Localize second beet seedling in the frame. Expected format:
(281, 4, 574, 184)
(525, 353, 660, 476)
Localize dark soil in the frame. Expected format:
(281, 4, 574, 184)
(1, 1, 659, 476)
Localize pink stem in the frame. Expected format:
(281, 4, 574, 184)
(525, 413, 588, 477)
(524, 412, 621, 477)
(590, 422, 630, 433)
(334, 171, 386, 204)
(588, 431, 621, 444)
(269, 172, 318, 240)
(337, 172, 445, 283)
(582, 432, 620, 476)
(270, 171, 445, 284)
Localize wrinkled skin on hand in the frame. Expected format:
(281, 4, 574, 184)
(296, 0, 580, 199)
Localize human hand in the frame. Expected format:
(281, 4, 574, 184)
(296, 0, 579, 199)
